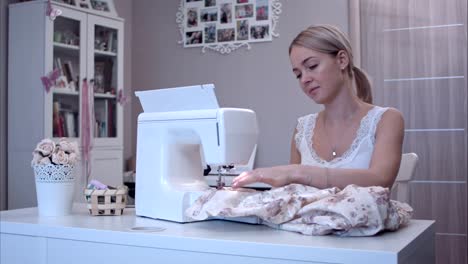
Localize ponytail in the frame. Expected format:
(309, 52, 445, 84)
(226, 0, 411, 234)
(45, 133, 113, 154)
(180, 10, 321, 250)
(352, 66, 373, 104)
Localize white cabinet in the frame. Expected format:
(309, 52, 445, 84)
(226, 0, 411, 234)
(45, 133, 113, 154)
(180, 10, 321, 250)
(8, 1, 124, 209)
(0, 234, 47, 264)
(0, 206, 436, 264)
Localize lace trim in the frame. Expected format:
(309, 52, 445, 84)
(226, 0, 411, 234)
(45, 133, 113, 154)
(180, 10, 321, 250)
(306, 106, 380, 166)
(370, 107, 389, 145)
(33, 164, 75, 183)
(294, 115, 309, 150)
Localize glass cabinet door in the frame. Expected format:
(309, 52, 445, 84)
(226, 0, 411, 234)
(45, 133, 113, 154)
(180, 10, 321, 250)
(93, 24, 118, 138)
(88, 14, 123, 144)
(51, 14, 84, 138)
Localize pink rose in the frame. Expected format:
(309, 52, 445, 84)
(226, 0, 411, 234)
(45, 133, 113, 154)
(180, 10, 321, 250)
(52, 150, 69, 165)
(31, 152, 52, 165)
(31, 152, 43, 165)
(34, 138, 55, 157)
(68, 152, 79, 165)
(70, 142, 80, 155)
(57, 138, 79, 155)
(38, 157, 52, 165)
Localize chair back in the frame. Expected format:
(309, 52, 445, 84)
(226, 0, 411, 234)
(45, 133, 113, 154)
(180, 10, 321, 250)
(392, 153, 419, 203)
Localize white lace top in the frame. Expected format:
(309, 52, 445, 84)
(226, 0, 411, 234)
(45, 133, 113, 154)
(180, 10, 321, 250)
(295, 106, 389, 169)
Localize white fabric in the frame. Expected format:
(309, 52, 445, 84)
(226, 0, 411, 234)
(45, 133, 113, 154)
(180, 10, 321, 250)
(295, 106, 389, 169)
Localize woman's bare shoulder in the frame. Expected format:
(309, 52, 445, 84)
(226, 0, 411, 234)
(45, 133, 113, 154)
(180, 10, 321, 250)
(383, 107, 404, 122)
(378, 107, 404, 132)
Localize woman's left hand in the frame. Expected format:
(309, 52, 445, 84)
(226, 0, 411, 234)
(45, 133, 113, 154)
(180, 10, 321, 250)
(231, 165, 296, 188)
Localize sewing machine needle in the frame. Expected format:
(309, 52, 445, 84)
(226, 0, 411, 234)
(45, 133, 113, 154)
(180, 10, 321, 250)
(216, 170, 225, 190)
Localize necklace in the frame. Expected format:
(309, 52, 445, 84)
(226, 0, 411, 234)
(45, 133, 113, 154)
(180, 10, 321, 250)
(322, 116, 338, 159)
(323, 122, 338, 159)
(322, 110, 359, 160)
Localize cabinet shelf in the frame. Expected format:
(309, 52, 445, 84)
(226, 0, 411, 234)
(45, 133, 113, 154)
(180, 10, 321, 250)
(94, 49, 117, 57)
(54, 42, 80, 59)
(53, 89, 79, 96)
(54, 42, 80, 50)
(94, 93, 116, 99)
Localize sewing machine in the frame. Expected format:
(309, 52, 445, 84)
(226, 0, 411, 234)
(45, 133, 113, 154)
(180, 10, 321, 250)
(134, 84, 258, 223)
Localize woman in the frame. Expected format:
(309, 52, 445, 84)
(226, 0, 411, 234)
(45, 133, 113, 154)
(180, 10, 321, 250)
(232, 25, 404, 190)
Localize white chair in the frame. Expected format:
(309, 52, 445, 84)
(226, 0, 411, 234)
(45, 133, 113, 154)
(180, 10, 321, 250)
(392, 153, 419, 203)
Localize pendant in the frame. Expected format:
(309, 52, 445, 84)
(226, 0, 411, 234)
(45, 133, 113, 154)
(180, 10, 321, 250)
(332, 150, 337, 157)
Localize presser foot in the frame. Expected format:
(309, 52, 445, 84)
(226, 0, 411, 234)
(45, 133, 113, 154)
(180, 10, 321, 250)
(216, 164, 234, 190)
(216, 175, 225, 190)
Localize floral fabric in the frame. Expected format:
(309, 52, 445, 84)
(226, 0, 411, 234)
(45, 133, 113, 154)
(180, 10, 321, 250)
(186, 184, 413, 236)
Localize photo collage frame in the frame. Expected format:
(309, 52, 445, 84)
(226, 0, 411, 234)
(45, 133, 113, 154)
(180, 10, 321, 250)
(177, 0, 281, 54)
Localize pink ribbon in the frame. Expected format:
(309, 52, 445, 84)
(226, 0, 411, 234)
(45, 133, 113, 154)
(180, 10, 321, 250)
(81, 79, 94, 181)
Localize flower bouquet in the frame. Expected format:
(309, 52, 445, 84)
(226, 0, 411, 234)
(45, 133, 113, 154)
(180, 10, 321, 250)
(32, 138, 79, 166)
(32, 138, 80, 216)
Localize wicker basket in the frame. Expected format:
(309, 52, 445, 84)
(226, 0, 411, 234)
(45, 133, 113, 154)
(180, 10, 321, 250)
(84, 186, 128, 216)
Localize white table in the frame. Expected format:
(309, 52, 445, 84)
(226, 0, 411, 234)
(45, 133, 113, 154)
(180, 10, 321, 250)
(0, 204, 435, 264)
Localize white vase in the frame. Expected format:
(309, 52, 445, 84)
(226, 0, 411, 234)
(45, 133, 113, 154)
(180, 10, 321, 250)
(33, 164, 76, 216)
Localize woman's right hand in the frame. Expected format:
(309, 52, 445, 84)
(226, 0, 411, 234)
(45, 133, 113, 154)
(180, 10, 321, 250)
(231, 165, 296, 188)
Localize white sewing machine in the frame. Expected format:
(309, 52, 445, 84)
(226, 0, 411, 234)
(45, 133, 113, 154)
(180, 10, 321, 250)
(134, 84, 258, 223)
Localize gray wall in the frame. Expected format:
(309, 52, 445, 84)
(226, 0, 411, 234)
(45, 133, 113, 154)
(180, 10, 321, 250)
(130, 0, 349, 168)
(0, 0, 8, 211)
(114, 0, 133, 170)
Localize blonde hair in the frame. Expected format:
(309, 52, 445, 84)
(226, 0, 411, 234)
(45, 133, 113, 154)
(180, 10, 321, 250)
(289, 25, 373, 104)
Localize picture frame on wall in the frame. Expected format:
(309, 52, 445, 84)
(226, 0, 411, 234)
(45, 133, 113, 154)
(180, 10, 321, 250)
(176, 0, 282, 54)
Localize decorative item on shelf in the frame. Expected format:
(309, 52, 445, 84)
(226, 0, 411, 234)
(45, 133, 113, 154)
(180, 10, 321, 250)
(84, 179, 128, 215)
(47, 0, 62, 21)
(94, 61, 106, 93)
(90, 0, 117, 16)
(176, 0, 282, 54)
(52, 0, 118, 16)
(77, 0, 91, 9)
(52, 0, 76, 7)
(31, 138, 80, 216)
(53, 31, 63, 43)
(55, 76, 70, 90)
(117, 89, 129, 106)
(94, 27, 117, 53)
(53, 28, 79, 46)
(62, 30, 80, 46)
(40, 68, 61, 93)
(52, 57, 79, 92)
